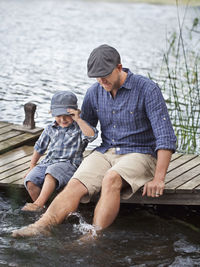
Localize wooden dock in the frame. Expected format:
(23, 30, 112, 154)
(0, 121, 200, 205)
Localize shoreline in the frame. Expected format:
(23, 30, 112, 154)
(87, 0, 200, 6)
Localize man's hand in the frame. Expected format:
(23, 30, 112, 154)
(142, 179, 165, 197)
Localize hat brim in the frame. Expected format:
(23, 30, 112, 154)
(51, 108, 72, 117)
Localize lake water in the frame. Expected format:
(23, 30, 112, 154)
(0, 0, 200, 266)
(0, 0, 199, 151)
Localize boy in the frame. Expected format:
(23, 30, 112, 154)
(22, 90, 98, 211)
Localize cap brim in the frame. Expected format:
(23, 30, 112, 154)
(51, 108, 72, 117)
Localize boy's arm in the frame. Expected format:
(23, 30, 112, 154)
(67, 108, 95, 137)
(30, 150, 42, 168)
(24, 150, 41, 178)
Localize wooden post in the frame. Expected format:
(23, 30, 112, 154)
(11, 102, 42, 133)
(23, 102, 36, 129)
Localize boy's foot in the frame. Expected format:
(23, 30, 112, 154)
(12, 224, 50, 238)
(22, 203, 45, 212)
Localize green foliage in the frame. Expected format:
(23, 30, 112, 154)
(158, 4, 200, 154)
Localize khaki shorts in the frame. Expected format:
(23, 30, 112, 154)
(72, 148, 157, 203)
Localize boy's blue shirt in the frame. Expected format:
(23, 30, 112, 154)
(34, 121, 98, 168)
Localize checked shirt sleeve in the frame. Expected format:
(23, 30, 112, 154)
(145, 85, 177, 153)
(34, 126, 51, 155)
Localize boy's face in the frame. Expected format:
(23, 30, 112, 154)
(55, 115, 73, 128)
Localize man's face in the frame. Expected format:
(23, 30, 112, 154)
(96, 65, 121, 93)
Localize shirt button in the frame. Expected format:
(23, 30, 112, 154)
(116, 147, 120, 151)
(112, 139, 115, 142)
(112, 110, 115, 114)
(113, 125, 116, 128)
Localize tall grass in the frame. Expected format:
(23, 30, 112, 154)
(157, 1, 200, 154)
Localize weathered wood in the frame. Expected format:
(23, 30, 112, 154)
(165, 156, 200, 185)
(0, 145, 33, 166)
(177, 174, 200, 193)
(23, 102, 36, 129)
(167, 154, 198, 172)
(0, 161, 30, 181)
(0, 130, 22, 142)
(121, 191, 200, 205)
(165, 164, 200, 193)
(0, 131, 42, 154)
(0, 125, 13, 134)
(0, 155, 32, 174)
(0, 122, 11, 128)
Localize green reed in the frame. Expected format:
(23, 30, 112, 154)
(156, 1, 200, 154)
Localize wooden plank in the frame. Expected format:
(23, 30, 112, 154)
(165, 156, 200, 186)
(177, 175, 200, 193)
(0, 161, 30, 181)
(0, 145, 34, 167)
(0, 169, 27, 185)
(167, 154, 198, 172)
(0, 155, 32, 174)
(121, 191, 200, 205)
(0, 132, 41, 154)
(170, 153, 184, 161)
(0, 122, 12, 128)
(0, 130, 22, 142)
(0, 125, 13, 134)
(165, 164, 200, 192)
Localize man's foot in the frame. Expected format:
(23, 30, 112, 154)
(22, 203, 45, 212)
(11, 224, 50, 238)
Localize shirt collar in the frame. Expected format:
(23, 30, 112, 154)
(120, 68, 133, 90)
(52, 120, 76, 130)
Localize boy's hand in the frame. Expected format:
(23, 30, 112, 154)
(67, 109, 81, 122)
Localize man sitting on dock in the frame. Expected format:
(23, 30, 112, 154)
(12, 44, 176, 238)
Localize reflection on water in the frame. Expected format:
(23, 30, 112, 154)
(1, 191, 200, 266)
(0, 0, 199, 150)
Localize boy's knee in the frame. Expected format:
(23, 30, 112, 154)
(26, 181, 38, 191)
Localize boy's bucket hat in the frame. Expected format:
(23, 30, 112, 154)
(50, 91, 78, 117)
(87, 44, 121, 78)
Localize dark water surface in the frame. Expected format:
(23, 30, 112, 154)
(1, 191, 200, 267)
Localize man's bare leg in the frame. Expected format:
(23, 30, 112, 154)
(93, 170, 122, 230)
(22, 174, 56, 211)
(12, 178, 88, 237)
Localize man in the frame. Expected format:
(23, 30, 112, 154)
(12, 44, 176, 237)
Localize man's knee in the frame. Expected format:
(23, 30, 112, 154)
(102, 170, 122, 192)
(65, 178, 88, 195)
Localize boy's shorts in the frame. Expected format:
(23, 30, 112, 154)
(24, 161, 77, 190)
(72, 148, 157, 203)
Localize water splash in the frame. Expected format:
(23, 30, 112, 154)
(68, 212, 99, 237)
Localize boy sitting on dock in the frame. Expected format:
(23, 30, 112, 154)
(22, 91, 98, 211)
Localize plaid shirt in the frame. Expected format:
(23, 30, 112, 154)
(34, 121, 98, 167)
(81, 68, 176, 158)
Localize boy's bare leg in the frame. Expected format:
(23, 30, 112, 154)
(93, 170, 122, 230)
(12, 178, 88, 237)
(22, 174, 56, 211)
(26, 181, 41, 201)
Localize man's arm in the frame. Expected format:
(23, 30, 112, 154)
(142, 149, 172, 197)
